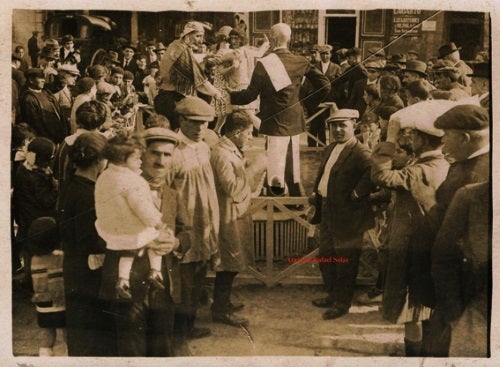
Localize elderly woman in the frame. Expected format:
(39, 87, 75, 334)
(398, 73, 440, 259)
(58, 132, 115, 356)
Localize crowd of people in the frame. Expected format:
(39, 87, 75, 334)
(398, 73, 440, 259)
(11, 17, 490, 358)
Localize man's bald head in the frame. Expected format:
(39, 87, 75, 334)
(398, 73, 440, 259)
(270, 23, 291, 45)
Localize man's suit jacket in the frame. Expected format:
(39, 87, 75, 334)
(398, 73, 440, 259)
(312, 138, 375, 236)
(59, 47, 80, 65)
(314, 61, 342, 102)
(230, 48, 330, 136)
(121, 57, 138, 74)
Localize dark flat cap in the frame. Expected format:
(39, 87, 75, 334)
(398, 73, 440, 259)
(25, 67, 44, 78)
(434, 104, 489, 130)
(175, 96, 215, 121)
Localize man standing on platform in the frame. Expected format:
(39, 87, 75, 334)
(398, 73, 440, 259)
(310, 109, 376, 320)
(28, 31, 40, 68)
(231, 22, 330, 197)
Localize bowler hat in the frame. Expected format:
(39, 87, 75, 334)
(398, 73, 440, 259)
(346, 47, 361, 57)
(175, 96, 215, 121)
(389, 54, 406, 64)
(405, 60, 428, 77)
(438, 42, 461, 59)
(467, 62, 489, 78)
(434, 104, 488, 131)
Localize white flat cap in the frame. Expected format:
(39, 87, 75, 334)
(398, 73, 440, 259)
(326, 109, 359, 123)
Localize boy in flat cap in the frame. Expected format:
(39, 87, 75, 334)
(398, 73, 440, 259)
(370, 100, 452, 356)
(410, 104, 489, 357)
(310, 109, 376, 320)
(155, 21, 222, 131)
(165, 96, 220, 342)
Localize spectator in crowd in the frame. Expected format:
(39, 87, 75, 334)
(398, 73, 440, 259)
(58, 132, 115, 356)
(366, 47, 386, 68)
(143, 61, 160, 106)
(20, 68, 67, 144)
(432, 181, 490, 357)
(38, 46, 59, 84)
(363, 84, 381, 118)
(406, 49, 419, 61)
(411, 104, 489, 357)
(342, 48, 368, 113)
(53, 63, 80, 127)
(59, 35, 81, 66)
(468, 62, 489, 109)
(154, 42, 167, 63)
(99, 127, 187, 356)
(304, 44, 341, 147)
(348, 60, 383, 118)
(210, 111, 267, 327)
(310, 109, 375, 320)
(378, 105, 399, 142)
(13, 137, 58, 291)
(405, 79, 432, 106)
(437, 42, 472, 89)
(231, 22, 330, 197)
(28, 217, 66, 356)
(121, 44, 138, 73)
(371, 100, 451, 356)
(28, 30, 40, 68)
(12, 54, 25, 123)
(144, 41, 157, 66)
(86, 64, 108, 84)
(433, 61, 470, 101)
(165, 96, 219, 343)
(70, 77, 97, 134)
(336, 48, 350, 74)
(377, 75, 404, 113)
(155, 21, 222, 130)
(14, 45, 30, 72)
(133, 54, 149, 93)
(54, 100, 107, 186)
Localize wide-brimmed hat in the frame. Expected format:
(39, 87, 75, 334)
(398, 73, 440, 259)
(180, 21, 205, 38)
(438, 42, 461, 59)
(405, 60, 428, 77)
(467, 62, 489, 78)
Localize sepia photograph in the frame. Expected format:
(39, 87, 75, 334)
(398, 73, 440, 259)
(4, 0, 497, 366)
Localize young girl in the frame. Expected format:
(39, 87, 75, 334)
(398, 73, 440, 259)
(94, 131, 167, 299)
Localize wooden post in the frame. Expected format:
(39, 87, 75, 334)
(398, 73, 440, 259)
(265, 199, 275, 287)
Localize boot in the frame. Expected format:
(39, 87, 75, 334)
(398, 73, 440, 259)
(404, 338, 422, 357)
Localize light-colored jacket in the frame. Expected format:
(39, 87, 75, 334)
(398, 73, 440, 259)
(95, 164, 161, 251)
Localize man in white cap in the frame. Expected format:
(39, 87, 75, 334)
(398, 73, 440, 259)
(230, 22, 330, 197)
(165, 96, 219, 344)
(370, 100, 451, 356)
(310, 109, 376, 320)
(155, 21, 222, 130)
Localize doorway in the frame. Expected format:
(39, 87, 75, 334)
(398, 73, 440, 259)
(326, 16, 357, 52)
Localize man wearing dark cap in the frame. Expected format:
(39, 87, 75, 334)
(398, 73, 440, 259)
(438, 42, 472, 89)
(165, 96, 219, 345)
(100, 126, 191, 356)
(20, 68, 67, 144)
(468, 63, 490, 109)
(411, 104, 490, 357)
(310, 109, 376, 320)
(407, 49, 419, 61)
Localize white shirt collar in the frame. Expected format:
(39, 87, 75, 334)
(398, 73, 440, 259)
(468, 144, 490, 159)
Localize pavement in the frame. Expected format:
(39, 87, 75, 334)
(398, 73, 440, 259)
(12, 282, 405, 358)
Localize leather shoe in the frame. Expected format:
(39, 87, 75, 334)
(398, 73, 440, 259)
(322, 305, 349, 320)
(188, 327, 211, 339)
(312, 297, 333, 308)
(212, 312, 249, 327)
(229, 302, 244, 312)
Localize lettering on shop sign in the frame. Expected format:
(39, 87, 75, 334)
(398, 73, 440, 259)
(392, 9, 422, 35)
(287, 256, 349, 264)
